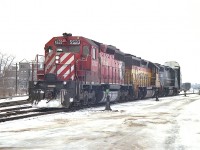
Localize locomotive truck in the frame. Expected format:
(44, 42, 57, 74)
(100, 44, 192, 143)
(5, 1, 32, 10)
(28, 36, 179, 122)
(28, 33, 181, 108)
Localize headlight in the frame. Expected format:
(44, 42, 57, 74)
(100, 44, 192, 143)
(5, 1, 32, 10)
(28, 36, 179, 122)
(56, 55, 60, 59)
(63, 81, 67, 85)
(34, 81, 37, 85)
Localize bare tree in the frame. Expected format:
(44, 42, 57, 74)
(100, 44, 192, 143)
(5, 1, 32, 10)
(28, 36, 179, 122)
(0, 52, 16, 97)
(0, 52, 6, 76)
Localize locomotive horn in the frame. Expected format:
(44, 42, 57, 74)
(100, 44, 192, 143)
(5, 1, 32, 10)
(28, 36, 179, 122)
(63, 33, 72, 36)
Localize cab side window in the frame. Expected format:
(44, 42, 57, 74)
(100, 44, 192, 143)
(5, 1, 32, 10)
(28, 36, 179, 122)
(83, 46, 89, 57)
(92, 47, 96, 60)
(45, 46, 53, 53)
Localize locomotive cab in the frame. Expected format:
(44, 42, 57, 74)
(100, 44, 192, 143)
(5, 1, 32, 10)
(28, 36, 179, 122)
(29, 33, 100, 108)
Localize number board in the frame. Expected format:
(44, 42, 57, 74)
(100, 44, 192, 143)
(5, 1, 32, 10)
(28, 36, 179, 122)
(69, 40, 80, 45)
(54, 39, 63, 45)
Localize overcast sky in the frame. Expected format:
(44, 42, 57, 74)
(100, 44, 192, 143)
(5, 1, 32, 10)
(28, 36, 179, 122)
(0, 0, 200, 83)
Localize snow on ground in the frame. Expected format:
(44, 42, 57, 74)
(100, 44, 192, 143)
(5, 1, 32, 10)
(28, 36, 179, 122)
(0, 96, 28, 103)
(0, 94, 200, 150)
(176, 97, 200, 149)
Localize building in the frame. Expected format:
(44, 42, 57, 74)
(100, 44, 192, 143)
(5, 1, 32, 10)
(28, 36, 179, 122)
(18, 59, 30, 94)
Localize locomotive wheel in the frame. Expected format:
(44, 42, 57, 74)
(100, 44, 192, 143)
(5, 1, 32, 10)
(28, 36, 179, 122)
(90, 95, 96, 105)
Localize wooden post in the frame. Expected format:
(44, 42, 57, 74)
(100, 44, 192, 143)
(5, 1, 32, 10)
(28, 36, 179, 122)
(15, 63, 18, 95)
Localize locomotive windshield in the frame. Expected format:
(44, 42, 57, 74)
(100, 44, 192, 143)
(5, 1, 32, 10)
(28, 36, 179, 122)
(56, 46, 80, 53)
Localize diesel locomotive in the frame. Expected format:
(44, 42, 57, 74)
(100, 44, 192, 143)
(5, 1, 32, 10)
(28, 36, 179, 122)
(29, 33, 181, 108)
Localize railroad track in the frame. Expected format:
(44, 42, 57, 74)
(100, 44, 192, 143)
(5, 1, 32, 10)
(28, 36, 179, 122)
(0, 108, 65, 123)
(0, 95, 28, 100)
(0, 106, 32, 112)
(0, 92, 198, 123)
(0, 97, 89, 123)
(0, 103, 100, 123)
(0, 99, 107, 123)
(0, 96, 67, 123)
(0, 100, 30, 108)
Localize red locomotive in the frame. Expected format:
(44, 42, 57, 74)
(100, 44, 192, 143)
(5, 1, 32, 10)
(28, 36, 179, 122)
(29, 33, 181, 108)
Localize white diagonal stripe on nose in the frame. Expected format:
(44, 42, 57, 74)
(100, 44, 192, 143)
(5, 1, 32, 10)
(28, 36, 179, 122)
(45, 56, 55, 73)
(49, 65, 56, 74)
(57, 54, 74, 75)
(60, 53, 69, 63)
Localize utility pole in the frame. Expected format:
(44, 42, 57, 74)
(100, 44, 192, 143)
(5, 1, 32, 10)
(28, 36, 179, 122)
(16, 63, 18, 95)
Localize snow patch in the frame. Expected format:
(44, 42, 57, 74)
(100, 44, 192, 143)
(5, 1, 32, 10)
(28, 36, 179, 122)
(32, 99, 62, 108)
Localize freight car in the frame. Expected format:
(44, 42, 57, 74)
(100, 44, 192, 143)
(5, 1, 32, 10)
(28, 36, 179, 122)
(28, 33, 181, 108)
